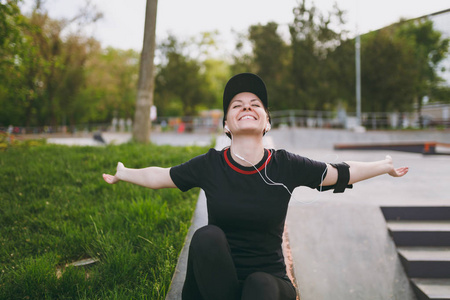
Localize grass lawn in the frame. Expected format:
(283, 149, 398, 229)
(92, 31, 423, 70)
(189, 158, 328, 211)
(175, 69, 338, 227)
(0, 141, 209, 299)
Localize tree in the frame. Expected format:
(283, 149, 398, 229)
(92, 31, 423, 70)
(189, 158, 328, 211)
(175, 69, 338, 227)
(0, 0, 30, 126)
(395, 19, 449, 124)
(74, 46, 140, 124)
(350, 19, 449, 116)
(247, 22, 291, 111)
(154, 34, 215, 117)
(230, 29, 254, 76)
(0, 1, 102, 128)
(326, 38, 356, 111)
(289, 0, 347, 110)
(360, 29, 419, 112)
(202, 58, 230, 110)
(133, 0, 158, 143)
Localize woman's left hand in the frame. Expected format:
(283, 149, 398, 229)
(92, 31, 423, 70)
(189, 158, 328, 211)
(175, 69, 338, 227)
(385, 155, 409, 177)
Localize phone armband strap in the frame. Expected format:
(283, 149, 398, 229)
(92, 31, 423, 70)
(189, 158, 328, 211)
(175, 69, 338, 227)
(318, 162, 353, 193)
(331, 162, 352, 193)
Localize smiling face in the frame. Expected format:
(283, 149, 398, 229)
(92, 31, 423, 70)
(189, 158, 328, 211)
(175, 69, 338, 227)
(224, 92, 269, 136)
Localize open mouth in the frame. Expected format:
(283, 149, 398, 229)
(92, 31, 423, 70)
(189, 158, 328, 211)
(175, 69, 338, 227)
(239, 115, 257, 121)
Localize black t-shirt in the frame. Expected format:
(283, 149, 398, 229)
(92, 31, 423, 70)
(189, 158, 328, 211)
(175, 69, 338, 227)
(170, 147, 327, 280)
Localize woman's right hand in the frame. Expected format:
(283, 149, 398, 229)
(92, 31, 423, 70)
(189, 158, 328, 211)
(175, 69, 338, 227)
(102, 162, 125, 184)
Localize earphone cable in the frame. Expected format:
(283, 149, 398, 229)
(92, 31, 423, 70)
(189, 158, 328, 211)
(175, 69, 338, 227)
(228, 130, 327, 204)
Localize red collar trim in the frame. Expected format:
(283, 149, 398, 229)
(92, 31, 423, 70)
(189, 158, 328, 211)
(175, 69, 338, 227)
(224, 148, 272, 175)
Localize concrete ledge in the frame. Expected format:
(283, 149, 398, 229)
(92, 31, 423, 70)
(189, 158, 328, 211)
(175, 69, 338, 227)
(165, 190, 207, 299)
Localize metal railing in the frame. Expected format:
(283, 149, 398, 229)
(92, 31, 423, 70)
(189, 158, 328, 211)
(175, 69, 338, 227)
(2, 109, 449, 136)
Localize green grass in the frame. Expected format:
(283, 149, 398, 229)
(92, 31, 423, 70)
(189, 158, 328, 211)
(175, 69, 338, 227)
(0, 142, 209, 299)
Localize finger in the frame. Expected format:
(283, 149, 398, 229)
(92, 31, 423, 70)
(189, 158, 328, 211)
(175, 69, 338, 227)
(103, 173, 115, 184)
(102, 173, 110, 183)
(396, 167, 409, 176)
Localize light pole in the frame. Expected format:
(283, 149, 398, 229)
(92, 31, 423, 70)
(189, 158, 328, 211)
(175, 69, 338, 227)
(355, 34, 361, 126)
(354, 0, 362, 126)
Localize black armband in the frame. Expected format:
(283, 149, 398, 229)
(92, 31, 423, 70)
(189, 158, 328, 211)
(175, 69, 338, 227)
(318, 162, 353, 193)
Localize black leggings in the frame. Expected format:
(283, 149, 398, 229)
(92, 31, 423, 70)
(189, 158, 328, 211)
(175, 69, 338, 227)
(181, 225, 297, 300)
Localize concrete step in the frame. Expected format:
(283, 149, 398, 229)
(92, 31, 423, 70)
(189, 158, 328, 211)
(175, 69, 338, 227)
(381, 206, 450, 221)
(386, 221, 450, 246)
(398, 247, 450, 278)
(411, 278, 450, 300)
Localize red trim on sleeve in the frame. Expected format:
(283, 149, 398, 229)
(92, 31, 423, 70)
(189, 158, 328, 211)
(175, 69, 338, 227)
(224, 148, 272, 175)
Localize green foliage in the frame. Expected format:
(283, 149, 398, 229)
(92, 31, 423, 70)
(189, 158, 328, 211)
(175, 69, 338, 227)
(0, 0, 31, 126)
(81, 47, 140, 122)
(1, 2, 449, 128)
(0, 132, 46, 150)
(248, 22, 291, 111)
(288, 0, 348, 110)
(0, 3, 104, 128)
(357, 19, 450, 113)
(0, 143, 208, 299)
(201, 58, 231, 110)
(395, 19, 450, 104)
(326, 38, 356, 110)
(0, 0, 25, 67)
(361, 28, 419, 112)
(430, 85, 450, 103)
(230, 30, 254, 75)
(154, 34, 217, 117)
(229, 1, 449, 115)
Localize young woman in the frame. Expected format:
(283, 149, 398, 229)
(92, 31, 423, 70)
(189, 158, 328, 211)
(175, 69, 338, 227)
(103, 73, 408, 300)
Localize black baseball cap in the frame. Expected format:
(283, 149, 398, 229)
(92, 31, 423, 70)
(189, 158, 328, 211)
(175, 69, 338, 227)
(222, 73, 268, 125)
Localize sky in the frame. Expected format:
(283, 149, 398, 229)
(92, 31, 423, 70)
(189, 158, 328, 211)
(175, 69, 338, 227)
(21, 0, 450, 56)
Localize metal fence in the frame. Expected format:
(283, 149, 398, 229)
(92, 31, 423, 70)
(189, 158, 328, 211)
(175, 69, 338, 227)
(2, 109, 449, 137)
(269, 110, 450, 130)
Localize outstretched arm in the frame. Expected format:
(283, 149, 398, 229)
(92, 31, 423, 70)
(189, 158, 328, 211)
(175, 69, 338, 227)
(346, 155, 408, 184)
(102, 162, 177, 189)
(321, 155, 408, 186)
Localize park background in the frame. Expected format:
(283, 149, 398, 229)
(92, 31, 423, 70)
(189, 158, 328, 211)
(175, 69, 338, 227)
(1, 1, 450, 299)
(1, 0, 450, 135)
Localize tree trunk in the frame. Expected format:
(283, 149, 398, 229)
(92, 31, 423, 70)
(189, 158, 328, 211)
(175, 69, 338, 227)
(133, 0, 158, 143)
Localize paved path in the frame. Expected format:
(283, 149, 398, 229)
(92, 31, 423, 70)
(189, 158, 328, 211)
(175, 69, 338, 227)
(46, 132, 216, 147)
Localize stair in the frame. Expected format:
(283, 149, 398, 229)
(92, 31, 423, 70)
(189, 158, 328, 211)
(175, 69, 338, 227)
(381, 206, 450, 300)
(397, 247, 450, 278)
(386, 220, 450, 247)
(411, 279, 450, 300)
